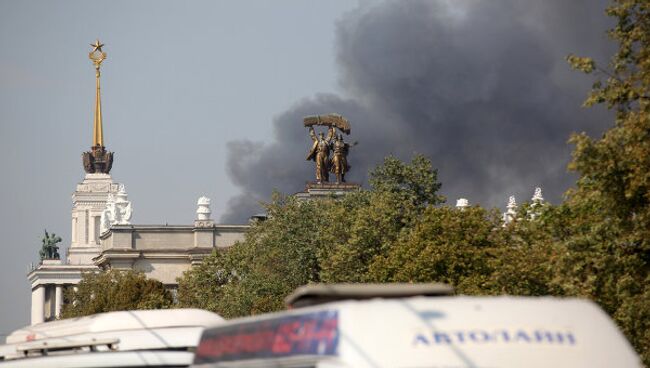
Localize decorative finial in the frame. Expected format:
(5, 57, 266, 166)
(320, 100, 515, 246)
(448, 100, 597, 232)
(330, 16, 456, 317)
(195, 196, 214, 227)
(528, 187, 545, 220)
(456, 198, 469, 210)
(196, 196, 212, 220)
(90, 39, 104, 53)
(89, 40, 106, 76)
(82, 40, 113, 174)
(89, 39, 106, 147)
(503, 195, 518, 226)
(531, 187, 544, 203)
(507, 195, 517, 209)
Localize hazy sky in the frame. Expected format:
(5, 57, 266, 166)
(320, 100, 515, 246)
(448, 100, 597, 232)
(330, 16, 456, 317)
(0, 0, 613, 337)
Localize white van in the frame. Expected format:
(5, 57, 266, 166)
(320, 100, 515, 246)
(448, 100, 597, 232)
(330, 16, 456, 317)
(0, 308, 224, 367)
(191, 284, 642, 368)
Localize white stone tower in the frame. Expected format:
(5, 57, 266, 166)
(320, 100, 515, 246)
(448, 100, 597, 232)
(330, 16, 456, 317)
(67, 174, 120, 264)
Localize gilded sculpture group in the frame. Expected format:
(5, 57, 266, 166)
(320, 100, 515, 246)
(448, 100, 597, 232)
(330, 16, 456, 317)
(304, 114, 354, 184)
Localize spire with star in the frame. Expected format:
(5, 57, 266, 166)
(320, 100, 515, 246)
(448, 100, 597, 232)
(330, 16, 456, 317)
(82, 39, 113, 174)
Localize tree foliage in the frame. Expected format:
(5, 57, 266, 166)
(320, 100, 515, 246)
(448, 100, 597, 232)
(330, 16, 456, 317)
(177, 155, 443, 317)
(177, 153, 648, 364)
(566, 0, 650, 362)
(61, 270, 173, 319)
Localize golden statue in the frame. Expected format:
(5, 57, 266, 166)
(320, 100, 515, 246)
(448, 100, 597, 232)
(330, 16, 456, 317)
(330, 134, 352, 184)
(306, 126, 335, 183)
(304, 113, 354, 184)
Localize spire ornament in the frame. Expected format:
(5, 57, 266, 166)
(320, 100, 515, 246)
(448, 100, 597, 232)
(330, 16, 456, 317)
(502, 195, 518, 226)
(82, 39, 113, 174)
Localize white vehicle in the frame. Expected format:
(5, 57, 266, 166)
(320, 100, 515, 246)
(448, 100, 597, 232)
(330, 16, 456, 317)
(191, 284, 642, 368)
(0, 308, 224, 367)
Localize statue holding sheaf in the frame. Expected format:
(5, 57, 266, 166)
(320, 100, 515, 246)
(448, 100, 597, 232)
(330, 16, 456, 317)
(304, 113, 354, 184)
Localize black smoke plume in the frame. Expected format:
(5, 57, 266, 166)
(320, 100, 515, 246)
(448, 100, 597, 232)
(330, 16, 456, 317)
(221, 0, 614, 223)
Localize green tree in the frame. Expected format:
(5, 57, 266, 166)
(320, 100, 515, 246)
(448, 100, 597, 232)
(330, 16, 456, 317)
(364, 202, 565, 297)
(368, 154, 445, 207)
(364, 206, 499, 289)
(321, 155, 444, 282)
(177, 154, 444, 317)
(178, 194, 342, 318)
(61, 270, 173, 318)
(566, 0, 649, 363)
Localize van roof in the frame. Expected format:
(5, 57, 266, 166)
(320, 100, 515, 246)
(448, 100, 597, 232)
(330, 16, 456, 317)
(1, 309, 224, 363)
(6, 308, 223, 344)
(193, 296, 642, 368)
(285, 283, 454, 308)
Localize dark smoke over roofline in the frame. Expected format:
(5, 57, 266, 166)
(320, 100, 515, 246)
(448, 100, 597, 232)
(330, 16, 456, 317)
(220, 0, 614, 224)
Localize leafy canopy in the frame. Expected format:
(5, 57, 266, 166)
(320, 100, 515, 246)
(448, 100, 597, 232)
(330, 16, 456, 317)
(177, 154, 444, 317)
(60, 270, 173, 319)
(566, 0, 649, 363)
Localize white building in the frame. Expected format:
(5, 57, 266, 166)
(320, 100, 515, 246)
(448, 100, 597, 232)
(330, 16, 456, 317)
(27, 41, 247, 325)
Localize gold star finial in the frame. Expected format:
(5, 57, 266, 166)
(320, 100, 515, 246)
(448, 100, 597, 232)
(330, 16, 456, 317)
(88, 39, 107, 147)
(89, 39, 107, 70)
(90, 39, 104, 53)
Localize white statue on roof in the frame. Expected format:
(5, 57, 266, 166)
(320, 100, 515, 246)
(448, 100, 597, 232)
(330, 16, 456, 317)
(114, 184, 133, 225)
(100, 184, 133, 234)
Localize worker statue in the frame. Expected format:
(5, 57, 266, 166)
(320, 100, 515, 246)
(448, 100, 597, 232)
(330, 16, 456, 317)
(39, 229, 61, 261)
(306, 126, 335, 183)
(304, 113, 353, 184)
(330, 134, 352, 184)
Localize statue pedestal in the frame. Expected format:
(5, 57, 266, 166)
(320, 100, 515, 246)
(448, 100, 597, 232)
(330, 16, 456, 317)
(41, 259, 63, 266)
(295, 182, 361, 200)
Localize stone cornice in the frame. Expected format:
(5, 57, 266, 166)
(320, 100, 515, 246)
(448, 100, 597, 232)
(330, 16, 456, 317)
(28, 264, 99, 288)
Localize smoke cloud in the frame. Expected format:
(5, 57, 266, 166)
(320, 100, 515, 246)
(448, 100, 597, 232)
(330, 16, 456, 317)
(221, 0, 614, 223)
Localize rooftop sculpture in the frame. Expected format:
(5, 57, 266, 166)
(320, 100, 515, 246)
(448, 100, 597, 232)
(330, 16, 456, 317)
(39, 230, 61, 261)
(304, 114, 355, 185)
(100, 184, 133, 234)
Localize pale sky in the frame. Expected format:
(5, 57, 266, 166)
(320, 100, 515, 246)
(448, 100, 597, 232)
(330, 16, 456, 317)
(0, 0, 357, 337)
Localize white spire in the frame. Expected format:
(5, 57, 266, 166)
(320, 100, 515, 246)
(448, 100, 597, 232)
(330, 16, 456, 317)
(532, 187, 544, 203)
(528, 187, 545, 220)
(503, 195, 517, 225)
